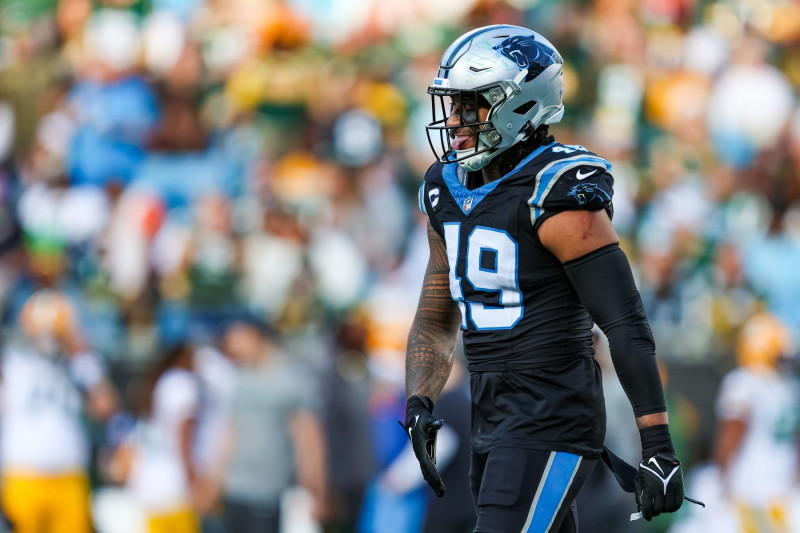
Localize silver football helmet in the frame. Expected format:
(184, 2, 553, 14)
(426, 25, 565, 171)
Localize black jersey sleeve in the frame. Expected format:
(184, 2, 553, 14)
(420, 163, 446, 237)
(529, 159, 614, 232)
(418, 180, 428, 216)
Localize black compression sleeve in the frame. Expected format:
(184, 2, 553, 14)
(563, 244, 666, 417)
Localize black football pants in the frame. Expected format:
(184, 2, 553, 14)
(469, 447, 596, 533)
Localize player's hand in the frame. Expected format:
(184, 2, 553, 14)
(635, 452, 684, 520)
(403, 395, 446, 497)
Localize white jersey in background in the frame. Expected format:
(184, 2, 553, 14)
(192, 345, 235, 476)
(716, 367, 800, 507)
(128, 367, 199, 514)
(1, 347, 103, 473)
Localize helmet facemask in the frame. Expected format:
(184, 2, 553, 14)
(426, 86, 506, 171)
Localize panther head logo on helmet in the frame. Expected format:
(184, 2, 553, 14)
(492, 35, 562, 78)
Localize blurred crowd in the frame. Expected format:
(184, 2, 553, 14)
(1, 0, 800, 532)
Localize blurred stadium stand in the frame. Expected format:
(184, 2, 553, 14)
(1, 0, 800, 532)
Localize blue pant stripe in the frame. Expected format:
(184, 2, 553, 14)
(526, 452, 581, 533)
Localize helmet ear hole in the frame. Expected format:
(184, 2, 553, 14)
(512, 101, 536, 115)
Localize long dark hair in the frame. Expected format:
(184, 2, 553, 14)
(496, 125, 555, 176)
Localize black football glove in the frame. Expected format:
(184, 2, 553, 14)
(635, 425, 684, 520)
(402, 395, 446, 497)
(636, 452, 684, 520)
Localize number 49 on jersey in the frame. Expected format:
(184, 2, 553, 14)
(443, 223, 523, 331)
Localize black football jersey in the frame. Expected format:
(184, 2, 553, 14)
(419, 142, 614, 371)
(419, 142, 614, 455)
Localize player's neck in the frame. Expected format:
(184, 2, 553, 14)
(480, 164, 504, 185)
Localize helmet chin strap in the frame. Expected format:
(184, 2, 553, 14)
(455, 126, 532, 171)
(455, 149, 492, 171)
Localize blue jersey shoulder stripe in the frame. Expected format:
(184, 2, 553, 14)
(418, 182, 427, 215)
(528, 155, 612, 222)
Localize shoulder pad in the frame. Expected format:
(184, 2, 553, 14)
(419, 167, 446, 236)
(527, 149, 613, 224)
(420, 161, 447, 216)
(533, 143, 606, 164)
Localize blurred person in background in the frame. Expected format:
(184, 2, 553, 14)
(191, 341, 236, 533)
(177, 192, 243, 312)
(65, 7, 161, 188)
(357, 361, 427, 533)
(421, 356, 475, 533)
(239, 203, 307, 321)
(357, 284, 429, 533)
(712, 313, 800, 533)
(220, 318, 327, 533)
(0, 288, 116, 533)
(320, 314, 375, 533)
(124, 340, 203, 533)
(404, 24, 685, 532)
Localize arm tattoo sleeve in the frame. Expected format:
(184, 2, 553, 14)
(405, 224, 462, 402)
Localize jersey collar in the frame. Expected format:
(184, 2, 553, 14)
(442, 142, 554, 215)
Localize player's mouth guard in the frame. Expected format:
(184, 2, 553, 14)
(600, 447, 705, 521)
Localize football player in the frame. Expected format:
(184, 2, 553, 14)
(404, 25, 685, 532)
(1, 289, 116, 533)
(713, 313, 799, 533)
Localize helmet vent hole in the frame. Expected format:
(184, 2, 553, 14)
(512, 101, 536, 115)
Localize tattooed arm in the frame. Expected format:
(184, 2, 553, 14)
(403, 223, 463, 497)
(406, 223, 463, 403)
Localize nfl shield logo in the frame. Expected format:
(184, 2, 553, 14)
(463, 197, 473, 212)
